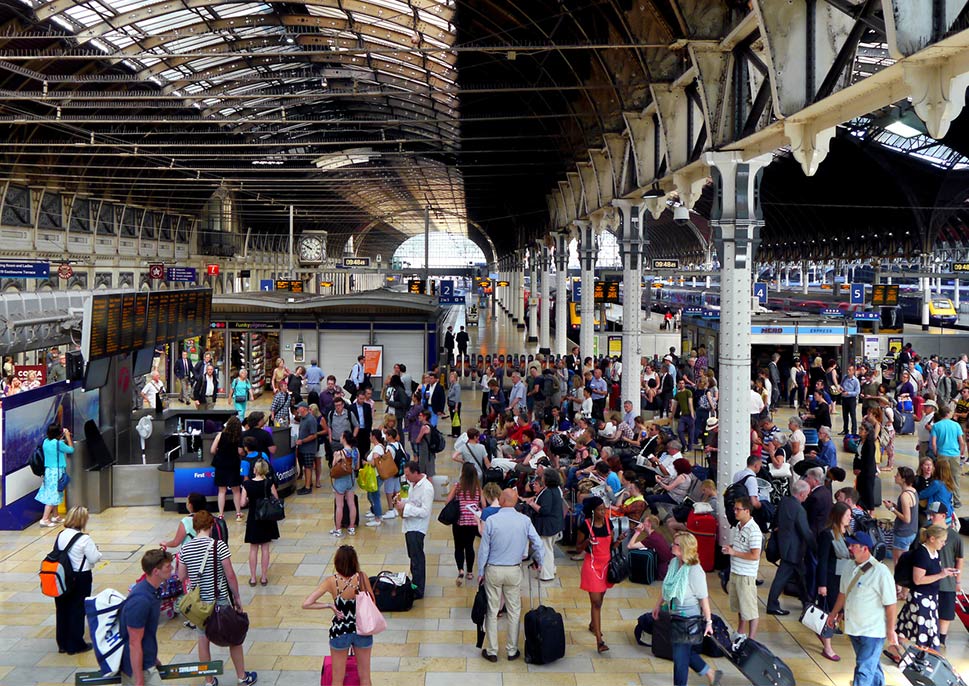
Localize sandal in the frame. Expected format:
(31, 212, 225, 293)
(236, 513, 244, 521)
(260, 578, 268, 586)
(248, 579, 257, 587)
(456, 573, 464, 587)
(597, 641, 609, 653)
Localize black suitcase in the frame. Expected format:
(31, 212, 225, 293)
(629, 548, 658, 584)
(723, 636, 795, 686)
(901, 646, 968, 686)
(369, 571, 414, 613)
(637, 612, 724, 661)
(335, 494, 360, 529)
(561, 510, 582, 548)
(523, 574, 565, 664)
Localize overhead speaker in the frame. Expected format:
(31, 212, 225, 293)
(66, 350, 85, 381)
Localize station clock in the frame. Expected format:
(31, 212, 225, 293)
(296, 231, 327, 265)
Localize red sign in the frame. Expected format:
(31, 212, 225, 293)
(206, 264, 220, 276)
(57, 263, 73, 279)
(148, 263, 165, 280)
(15, 365, 46, 386)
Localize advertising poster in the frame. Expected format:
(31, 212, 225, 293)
(15, 365, 47, 386)
(173, 451, 296, 498)
(607, 336, 622, 357)
(1, 382, 83, 475)
(362, 345, 383, 377)
(888, 338, 903, 357)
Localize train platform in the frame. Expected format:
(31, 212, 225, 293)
(3, 306, 967, 686)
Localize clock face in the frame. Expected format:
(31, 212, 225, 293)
(298, 235, 325, 263)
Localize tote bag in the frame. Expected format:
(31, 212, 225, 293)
(354, 580, 387, 636)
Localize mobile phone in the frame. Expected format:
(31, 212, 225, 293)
(465, 504, 481, 514)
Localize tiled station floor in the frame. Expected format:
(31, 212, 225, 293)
(2, 310, 967, 685)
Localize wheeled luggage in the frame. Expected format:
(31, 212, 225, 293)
(954, 593, 969, 634)
(686, 511, 717, 572)
(368, 571, 414, 613)
(629, 548, 658, 584)
(900, 645, 968, 686)
(636, 611, 724, 660)
(523, 572, 565, 664)
(898, 411, 916, 435)
(322, 652, 360, 685)
(711, 621, 795, 686)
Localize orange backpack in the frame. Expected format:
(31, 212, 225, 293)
(39, 532, 84, 598)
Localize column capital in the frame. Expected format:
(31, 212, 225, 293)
(705, 151, 773, 269)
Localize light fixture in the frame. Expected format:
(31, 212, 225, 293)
(642, 183, 665, 199)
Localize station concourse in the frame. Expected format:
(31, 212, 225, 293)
(7, 1, 969, 685)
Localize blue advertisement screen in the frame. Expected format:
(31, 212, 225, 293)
(172, 451, 296, 498)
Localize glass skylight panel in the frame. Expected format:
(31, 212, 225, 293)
(214, 2, 273, 18)
(105, 0, 152, 14)
(166, 34, 226, 52)
(416, 8, 451, 32)
(134, 10, 203, 35)
(191, 56, 237, 71)
(102, 30, 136, 48)
(64, 5, 105, 27)
(306, 5, 348, 20)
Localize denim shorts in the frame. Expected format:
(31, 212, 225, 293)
(329, 632, 373, 650)
(893, 532, 917, 551)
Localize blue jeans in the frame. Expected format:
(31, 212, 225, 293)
(850, 635, 885, 686)
(368, 478, 383, 517)
(671, 641, 709, 686)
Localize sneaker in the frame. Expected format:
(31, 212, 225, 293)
(365, 520, 381, 527)
(381, 510, 398, 519)
(347, 528, 356, 536)
(238, 672, 258, 686)
(365, 512, 376, 519)
(329, 529, 343, 538)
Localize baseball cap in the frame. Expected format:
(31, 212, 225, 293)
(844, 531, 875, 550)
(927, 501, 949, 516)
(295, 401, 309, 409)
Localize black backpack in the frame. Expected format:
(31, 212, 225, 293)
(542, 374, 554, 398)
(895, 549, 914, 588)
(723, 474, 754, 526)
(428, 427, 446, 454)
(892, 407, 903, 433)
(388, 442, 410, 475)
(29, 443, 45, 476)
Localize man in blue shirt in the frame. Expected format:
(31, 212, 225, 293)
(840, 365, 860, 435)
(588, 368, 608, 421)
(120, 549, 173, 686)
(932, 406, 967, 506)
(815, 426, 838, 469)
(304, 359, 324, 397)
(478, 489, 544, 662)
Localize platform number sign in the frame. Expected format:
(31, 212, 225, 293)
(572, 281, 582, 302)
(440, 280, 454, 297)
(753, 282, 767, 304)
(259, 279, 274, 291)
(850, 283, 864, 305)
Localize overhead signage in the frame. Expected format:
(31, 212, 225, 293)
(259, 280, 274, 291)
(497, 280, 510, 287)
(850, 283, 864, 305)
(148, 263, 165, 280)
(0, 260, 49, 278)
(57, 263, 74, 279)
(684, 307, 704, 316)
(320, 281, 334, 288)
(594, 280, 621, 304)
(800, 326, 846, 335)
(651, 259, 679, 270)
(701, 309, 720, 318)
(439, 295, 465, 306)
(821, 308, 844, 317)
(210, 321, 227, 329)
(572, 281, 582, 302)
(440, 280, 454, 297)
(753, 282, 768, 305)
(205, 264, 219, 276)
(239, 269, 251, 278)
(408, 279, 426, 294)
(275, 280, 303, 293)
(854, 311, 880, 320)
(343, 257, 371, 268)
(228, 321, 277, 330)
(166, 267, 197, 282)
(752, 325, 795, 335)
(870, 284, 899, 306)
(954, 262, 969, 272)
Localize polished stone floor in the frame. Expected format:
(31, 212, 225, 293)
(3, 309, 967, 685)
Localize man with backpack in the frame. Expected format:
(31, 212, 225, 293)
(120, 549, 174, 686)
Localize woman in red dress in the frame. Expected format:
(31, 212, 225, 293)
(576, 496, 619, 653)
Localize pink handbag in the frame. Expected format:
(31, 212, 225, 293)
(354, 585, 386, 636)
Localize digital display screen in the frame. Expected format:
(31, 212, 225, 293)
(85, 288, 212, 361)
(408, 279, 426, 294)
(871, 284, 899, 306)
(594, 280, 621, 304)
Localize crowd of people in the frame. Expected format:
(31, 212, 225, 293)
(33, 338, 969, 686)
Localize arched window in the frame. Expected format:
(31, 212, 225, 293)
(393, 234, 486, 268)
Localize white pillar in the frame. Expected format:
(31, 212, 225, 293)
(575, 219, 596, 359)
(539, 244, 551, 351)
(801, 261, 809, 294)
(955, 279, 961, 309)
(706, 150, 773, 541)
(554, 231, 569, 356)
(514, 254, 526, 330)
(527, 248, 539, 343)
(614, 198, 647, 411)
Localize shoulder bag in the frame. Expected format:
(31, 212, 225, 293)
(204, 541, 250, 647)
(330, 450, 353, 479)
(669, 614, 705, 645)
(437, 497, 461, 526)
(55, 443, 71, 492)
(255, 479, 285, 522)
(176, 539, 216, 627)
(606, 518, 630, 584)
(354, 572, 387, 636)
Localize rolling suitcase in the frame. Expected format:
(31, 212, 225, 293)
(523, 572, 565, 664)
(336, 493, 360, 529)
(322, 652, 360, 685)
(629, 548, 658, 584)
(686, 512, 717, 572)
(899, 411, 916, 435)
(955, 592, 969, 632)
(712, 622, 795, 686)
(901, 645, 968, 686)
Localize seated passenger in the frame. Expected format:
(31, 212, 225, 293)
(629, 514, 672, 579)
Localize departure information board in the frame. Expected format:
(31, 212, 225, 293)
(594, 280, 621, 303)
(83, 288, 212, 362)
(871, 284, 899, 306)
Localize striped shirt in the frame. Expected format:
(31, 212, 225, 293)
(180, 536, 231, 603)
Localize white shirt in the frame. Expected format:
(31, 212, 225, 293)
(763, 377, 772, 401)
(350, 362, 365, 385)
(580, 397, 593, 418)
(790, 429, 806, 462)
(367, 444, 385, 465)
(508, 381, 526, 410)
(401, 475, 434, 534)
(659, 451, 679, 474)
(527, 449, 548, 469)
(955, 359, 968, 381)
(729, 518, 762, 577)
(56, 528, 102, 573)
(750, 389, 765, 414)
(142, 379, 164, 406)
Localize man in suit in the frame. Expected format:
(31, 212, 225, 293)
(352, 387, 374, 454)
(766, 480, 816, 615)
(193, 351, 215, 382)
(192, 363, 219, 410)
(802, 467, 832, 598)
(768, 353, 782, 411)
(423, 371, 447, 428)
(443, 326, 456, 365)
(174, 351, 194, 405)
